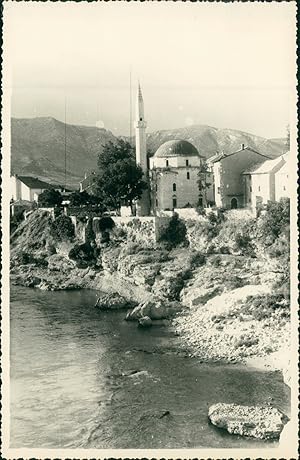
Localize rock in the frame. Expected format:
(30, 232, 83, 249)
(38, 280, 52, 291)
(138, 316, 152, 328)
(95, 292, 133, 310)
(126, 299, 181, 321)
(208, 403, 289, 440)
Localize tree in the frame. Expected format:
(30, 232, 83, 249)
(38, 189, 62, 207)
(285, 124, 290, 151)
(93, 216, 115, 243)
(69, 190, 97, 207)
(197, 163, 211, 207)
(94, 140, 147, 212)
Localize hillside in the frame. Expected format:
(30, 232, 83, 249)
(11, 117, 287, 187)
(11, 117, 117, 187)
(146, 126, 287, 159)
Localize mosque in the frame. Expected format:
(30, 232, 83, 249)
(135, 84, 206, 216)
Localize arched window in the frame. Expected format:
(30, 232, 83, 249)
(187, 172, 190, 180)
(173, 183, 176, 192)
(166, 160, 169, 167)
(186, 159, 189, 166)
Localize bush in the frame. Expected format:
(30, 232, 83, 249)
(219, 245, 230, 254)
(159, 214, 188, 248)
(167, 268, 193, 301)
(258, 198, 290, 246)
(38, 189, 63, 207)
(93, 217, 115, 243)
(85, 218, 96, 243)
(68, 242, 98, 268)
(188, 251, 206, 268)
(113, 227, 127, 240)
(50, 215, 75, 241)
(10, 214, 24, 234)
(239, 293, 290, 321)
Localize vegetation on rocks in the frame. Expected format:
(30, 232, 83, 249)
(10, 199, 291, 380)
(50, 215, 75, 241)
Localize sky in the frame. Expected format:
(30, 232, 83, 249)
(4, 2, 297, 139)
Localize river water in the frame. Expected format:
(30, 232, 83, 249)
(10, 285, 290, 449)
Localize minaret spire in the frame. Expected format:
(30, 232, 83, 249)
(135, 81, 150, 216)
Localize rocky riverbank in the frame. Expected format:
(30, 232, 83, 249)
(10, 209, 291, 387)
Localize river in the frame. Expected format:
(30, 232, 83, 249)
(10, 285, 290, 449)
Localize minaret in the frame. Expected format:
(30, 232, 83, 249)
(135, 82, 150, 216)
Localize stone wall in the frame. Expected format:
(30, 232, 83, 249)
(225, 209, 255, 221)
(111, 216, 171, 247)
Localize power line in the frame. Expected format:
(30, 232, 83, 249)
(129, 68, 132, 139)
(64, 96, 67, 191)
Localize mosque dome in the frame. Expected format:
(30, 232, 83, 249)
(154, 139, 200, 158)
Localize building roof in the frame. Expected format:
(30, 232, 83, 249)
(154, 139, 202, 158)
(275, 151, 291, 175)
(17, 175, 54, 190)
(80, 172, 96, 189)
(242, 154, 286, 175)
(209, 146, 271, 164)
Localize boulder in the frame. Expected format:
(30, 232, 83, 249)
(208, 403, 289, 440)
(95, 292, 133, 310)
(138, 316, 152, 328)
(126, 299, 181, 321)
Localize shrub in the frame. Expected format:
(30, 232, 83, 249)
(85, 218, 96, 243)
(38, 189, 63, 207)
(159, 214, 188, 248)
(258, 198, 290, 246)
(196, 206, 206, 216)
(10, 214, 24, 234)
(167, 268, 193, 301)
(50, 215, 75, 241)
(239, 293, 290, 321)
(209, 255, 222, 267)
(219, 245, 230, 254)
(113, 227, 127, 240)
(68, 242, 98, 267)
(206, 244, 216, 254)
(188, 251, 206, 268)
(93, 216, 115, 233)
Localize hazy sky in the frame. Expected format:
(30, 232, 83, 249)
(4, 2, 296, 138)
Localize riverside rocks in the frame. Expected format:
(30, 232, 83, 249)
(208, 403, 289, 440)
(95, 292, 135, 310)
(138, 316, 152, 328)
(125, 299, 181, 321)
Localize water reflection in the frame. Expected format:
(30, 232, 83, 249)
(10, 286, 290, 449)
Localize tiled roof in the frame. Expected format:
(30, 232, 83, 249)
(17, 176, 54, 189)
(243, 155, 285, 175)
(209, 146, 271, 164)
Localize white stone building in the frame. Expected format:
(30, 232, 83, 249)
(10, 175, 55, 202)
(275, 151, 291, 201)
(134, 84, 209, 214)
(243, 152, 290, 209)
(149, 140, 206, 211)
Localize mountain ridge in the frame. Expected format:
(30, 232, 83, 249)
(11, 116, 287, 188)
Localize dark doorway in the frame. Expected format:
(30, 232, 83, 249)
(231, 197, 238, 209)
(173, 198, 177, 208)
